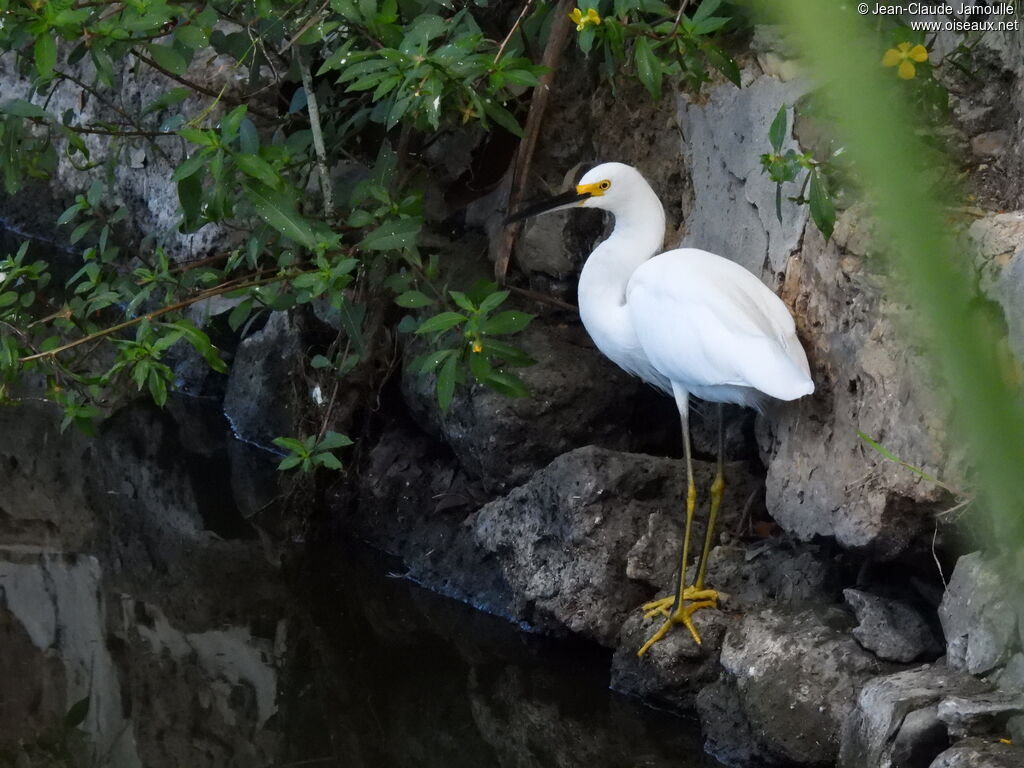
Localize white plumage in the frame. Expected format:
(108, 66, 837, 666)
(573, 162, 814, 410)
(510, 161, 814, 654)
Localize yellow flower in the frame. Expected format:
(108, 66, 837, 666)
(882, 42, 928, 80)
(472, 341, 483, 354)
(569, 7, 602, 31)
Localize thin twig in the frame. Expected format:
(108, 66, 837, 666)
(131, 49, 278, 120)
(494, 0, 534, 65)
(507, 285, 577, 313)
(495, 0, 576, 284)
(19, 270, 314, 363)
(281, 0, 331, 54)
(297, 49, 335, 218)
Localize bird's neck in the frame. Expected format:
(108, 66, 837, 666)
(576, 187, 665, 371)
(579, 187, 666, 305)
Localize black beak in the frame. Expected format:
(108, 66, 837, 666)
(505, 188, 591, 225)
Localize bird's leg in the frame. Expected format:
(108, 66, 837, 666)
(694, 402, 726, 591)
(638, 393, 718, 657)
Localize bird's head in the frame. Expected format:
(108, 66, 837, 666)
(506, 162, 653, 222)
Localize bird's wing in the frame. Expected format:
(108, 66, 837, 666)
(626, 248, 814, 401)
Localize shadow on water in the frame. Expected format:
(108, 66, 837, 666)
(0, 394, 720, 768)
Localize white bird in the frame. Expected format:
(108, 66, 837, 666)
(509, 162, 814, 656)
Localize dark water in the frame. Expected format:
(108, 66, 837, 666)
(0, 395, 720, 768)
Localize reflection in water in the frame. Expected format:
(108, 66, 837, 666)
(0, 397, 719, 767)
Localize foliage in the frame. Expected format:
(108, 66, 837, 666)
(774, 1, 1024, 555)
(569, 0, 742, 98)
(0, 0, 555, 472)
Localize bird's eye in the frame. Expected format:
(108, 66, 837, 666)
(599, 180, 611, 191)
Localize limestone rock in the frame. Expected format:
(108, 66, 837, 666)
(403, 319, 657, 493)
(929, 738, 1024, 768)
(939, 553, 1021, 676)
(760, 221, 947, 557)
(968, 212, 1024, 365)
(938, 693, 1024, 739)
(839, 664, 991, 768)
(611, 606, 735, 713)
(844, 588, 944, 663)
(223, 312, 306, 450)
(471, 445, 760, 646)
(715, 607, 888, 765)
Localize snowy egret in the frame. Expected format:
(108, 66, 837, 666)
(509, 163, 814, 656)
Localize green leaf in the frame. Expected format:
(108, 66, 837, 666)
(171, 150, 210, 182)
(143, 87, 190, 115)
(410, 347, 455, 374)
(436, 351, 457, 412)
(316, 451, 344, 470)
(147, 44, 189, 76)
(769, 105, 787, 153)
(448, 291, 475, 312)
(692, 0, 723, 23)
(482, 310, 534, 335)
(177, 127, 217, 147)
(0, 99, 52, 119)
(480, 98, 523, 137)
(482, 371, 529, 398)
(235, 153, 279, 187)
(634, 38, 662, 101)
(395, 290, 434, 308)
(64, 696, 90, 729)
(277, 455, 302, 470)
(416, 312, 466, 334)
(318, 431, 354, 450)
(477, 290, 509, 314)
(360, 216, 421, 251)
(35, 36, 57, 80)
(244, 183, 318, 249)
(311, 354, 332, 369)
(175, 24, 210, 49)
(0, 292, 18, 308)
(809, 169, 835, 240)
(705, 44, 741, 87)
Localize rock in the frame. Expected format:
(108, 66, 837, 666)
(929, 738, 1024, 768)
(471, 445, 761, 646)
(844, 588, 944, 663)
(696, 676, 765, 767)
(706, 541, 839, 610)
(678, 73, 810, 278)
(714, 607, 888, 766)
(997, 655, 1024, 693)
(938, 693, 1024, 739)
(968, 212, 1024, 365)
(611, 606, 735, 712)
(839, 664, 991, 768)
(223, 311, 307, 450)
(940, 552, 1021, 676)
(760, 221, 948, 557)
(403, 319, 659, 493)
(972, 131, 1011, 157)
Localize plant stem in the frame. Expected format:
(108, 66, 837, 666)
(297, 49, 335, 219)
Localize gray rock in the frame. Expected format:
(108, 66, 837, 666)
(716, 607, 888, 765)
(403, 319, 656, 493)
(929, 738, 1024, 768)
(611, 606, 735, 712)
(708, 541, 838, 610)
(471, 445, 761, 647)
(759, 221, 949, 557)
(845, 588, 944, 663)
(997, 655, 1024, 694)
(969, 213, 1024, 365)
(940, 553, 1021, 676)
(839, 664, 991, 768)
(696, 676, 767, 767)
(938, 693, 1024, 739)
(678, 73, 810, 278)
(223, 312, 306, 450)
(972, 131, 1011, 157)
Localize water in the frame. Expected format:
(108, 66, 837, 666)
(0, 395, 720, 768)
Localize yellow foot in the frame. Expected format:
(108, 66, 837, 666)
(641, 587, 719, 619)
(637, 592, 719, 657)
